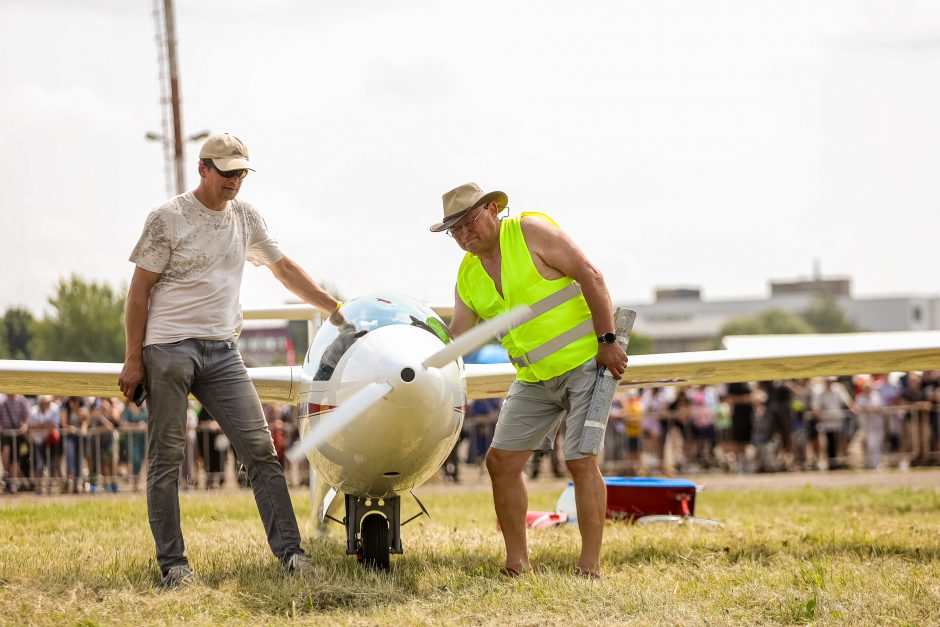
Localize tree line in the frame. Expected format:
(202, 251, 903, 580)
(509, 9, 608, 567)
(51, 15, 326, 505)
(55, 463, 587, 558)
(716, 292, 858, 346)
(0, 276, 855, 363)
(0, 275, 126, 362)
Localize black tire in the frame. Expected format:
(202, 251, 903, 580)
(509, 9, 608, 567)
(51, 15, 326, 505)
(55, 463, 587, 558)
(360, 514, 390, 570)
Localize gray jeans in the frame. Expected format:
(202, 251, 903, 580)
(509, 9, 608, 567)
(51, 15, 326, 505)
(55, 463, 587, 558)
(143, 338, 303, 573)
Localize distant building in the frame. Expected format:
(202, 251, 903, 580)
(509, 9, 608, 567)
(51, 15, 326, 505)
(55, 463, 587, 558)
(770, 276, 851, 297)
(623, 275, 938, 353)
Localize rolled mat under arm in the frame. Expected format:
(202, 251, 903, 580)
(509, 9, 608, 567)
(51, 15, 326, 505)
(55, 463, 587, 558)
(578, 307, 636, 456)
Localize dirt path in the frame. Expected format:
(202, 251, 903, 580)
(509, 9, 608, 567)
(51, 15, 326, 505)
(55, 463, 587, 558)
(3, 467, 936, 507)
(416, 466, 940, 495)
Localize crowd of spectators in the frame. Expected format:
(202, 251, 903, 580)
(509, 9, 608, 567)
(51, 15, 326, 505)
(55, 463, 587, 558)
(446, 372, 940, 482)
(0, 393, 308, 495)
(3, 371, 938, 494)
(593, 372, 940, 477)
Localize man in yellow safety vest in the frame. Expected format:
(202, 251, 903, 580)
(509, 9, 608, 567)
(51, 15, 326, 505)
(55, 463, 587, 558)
(432, 182, 628, 578)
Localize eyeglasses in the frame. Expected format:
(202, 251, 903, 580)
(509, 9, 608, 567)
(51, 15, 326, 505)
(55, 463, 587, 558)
(446, 206, 487, 237)
(202, 160, 248, 179)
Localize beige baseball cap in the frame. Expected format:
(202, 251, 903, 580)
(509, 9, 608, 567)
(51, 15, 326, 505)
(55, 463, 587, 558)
(431, 182, 508, 232)
(199, 133, 254, 171)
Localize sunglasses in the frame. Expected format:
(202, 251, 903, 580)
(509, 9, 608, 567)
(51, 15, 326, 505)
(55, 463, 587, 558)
(203, 160, 248, 179)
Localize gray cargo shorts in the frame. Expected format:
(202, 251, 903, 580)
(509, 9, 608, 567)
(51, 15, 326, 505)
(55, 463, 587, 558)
(491, 358, 599, 460)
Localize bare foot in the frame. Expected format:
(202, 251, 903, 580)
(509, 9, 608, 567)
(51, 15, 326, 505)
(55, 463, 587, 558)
(573, 567, 603, 579)
(500, 562, 531, 578)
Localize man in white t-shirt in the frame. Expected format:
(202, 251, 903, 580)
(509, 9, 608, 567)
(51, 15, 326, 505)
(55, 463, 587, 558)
(811, 377, 854, 469)
(119, 133, 341, 588)
(27, 396, 60, 494)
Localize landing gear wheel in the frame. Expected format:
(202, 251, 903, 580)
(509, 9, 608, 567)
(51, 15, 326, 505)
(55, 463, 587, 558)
(360, 514, 390, 570)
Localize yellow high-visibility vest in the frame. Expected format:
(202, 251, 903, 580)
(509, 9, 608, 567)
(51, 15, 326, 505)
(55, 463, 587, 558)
(457, 212, 597, 382)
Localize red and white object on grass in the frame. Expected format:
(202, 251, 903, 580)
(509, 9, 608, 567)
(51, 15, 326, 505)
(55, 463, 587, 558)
(525, 511, 570, 529)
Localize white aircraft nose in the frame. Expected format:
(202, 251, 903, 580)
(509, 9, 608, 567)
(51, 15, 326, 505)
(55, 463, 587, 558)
(286, 324, 463, 463)
(335, 325, 461, 410)
(389, 361, 446, 409)
(287, 302, 527, 465)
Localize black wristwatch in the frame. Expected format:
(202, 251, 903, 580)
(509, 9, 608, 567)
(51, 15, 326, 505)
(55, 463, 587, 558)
(597, 332, 617, 345)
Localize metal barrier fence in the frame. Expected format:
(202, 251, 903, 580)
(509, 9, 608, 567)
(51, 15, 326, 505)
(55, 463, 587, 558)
(442, 402, 939, 480)
(0, 422, 312, 495)
(2, 403, 938, 494)
(592, 402, 939, 476)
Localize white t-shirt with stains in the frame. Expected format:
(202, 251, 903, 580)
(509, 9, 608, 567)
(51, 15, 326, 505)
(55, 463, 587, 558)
(129, 192, 284, 347)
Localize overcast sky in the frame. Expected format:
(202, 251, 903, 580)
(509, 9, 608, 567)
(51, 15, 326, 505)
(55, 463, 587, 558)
(2, 0, 939, 316)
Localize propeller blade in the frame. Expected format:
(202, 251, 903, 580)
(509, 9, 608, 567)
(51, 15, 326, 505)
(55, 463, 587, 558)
(421, 305, 532, 369)
(285, 381, 392, 463)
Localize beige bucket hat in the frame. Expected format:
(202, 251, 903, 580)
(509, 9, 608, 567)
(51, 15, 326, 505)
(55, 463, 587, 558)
(430, 182, 508, 232)
(199, 133, 254, 171)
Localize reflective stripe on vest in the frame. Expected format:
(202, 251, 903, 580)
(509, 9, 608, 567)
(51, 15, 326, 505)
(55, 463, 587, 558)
(497, 282, 584, 341)
(509, 318, 595, 368)
(501, 282, 592, 368)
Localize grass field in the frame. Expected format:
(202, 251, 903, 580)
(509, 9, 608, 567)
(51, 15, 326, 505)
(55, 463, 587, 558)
(1, 475, 939, 626)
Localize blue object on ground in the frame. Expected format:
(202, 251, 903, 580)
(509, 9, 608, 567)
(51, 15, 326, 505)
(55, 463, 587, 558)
(603, 477, 697, 489)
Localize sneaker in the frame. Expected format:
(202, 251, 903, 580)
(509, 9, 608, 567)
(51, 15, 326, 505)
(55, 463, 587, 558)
(161, 564, 196, 589)
(284, 552, 315, 576)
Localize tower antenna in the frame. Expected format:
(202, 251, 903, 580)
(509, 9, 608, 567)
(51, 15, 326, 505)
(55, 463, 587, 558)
(150, 0, 172, 196)
(163, 0, 185, 195)
(149, 0, 208, 195)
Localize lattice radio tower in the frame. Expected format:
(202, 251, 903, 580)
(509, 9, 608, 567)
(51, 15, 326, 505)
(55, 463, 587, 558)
(148, 0, 207, 196)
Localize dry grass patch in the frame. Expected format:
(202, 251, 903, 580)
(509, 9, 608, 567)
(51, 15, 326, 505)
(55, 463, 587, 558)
(0, 480, 938, 625)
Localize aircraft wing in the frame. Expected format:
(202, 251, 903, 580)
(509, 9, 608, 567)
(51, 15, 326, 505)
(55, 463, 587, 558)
(463, 331, 940, 399)
(721, 330, 940, 354)
(464, 363, 517, 399)
(243, 304, 324, 321)
(243, 303, 455, 321)
(242, 366, 304, 403)
(0, 360, 125, 398)
(0, 360, 302, 404)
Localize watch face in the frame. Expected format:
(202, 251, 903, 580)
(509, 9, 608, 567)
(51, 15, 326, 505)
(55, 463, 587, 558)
(601, 332, 617, 344)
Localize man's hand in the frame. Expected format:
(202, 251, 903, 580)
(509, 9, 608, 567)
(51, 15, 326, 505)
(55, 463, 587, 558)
(122, 266, 159, 401)
(119, 357, 145, 400)
(328, 305, 345, 327)
(597, 342, 628, 380)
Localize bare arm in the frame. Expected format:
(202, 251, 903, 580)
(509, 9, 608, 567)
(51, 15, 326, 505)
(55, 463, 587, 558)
(268, 255, 343, 324)
(119, 266, 160, 399)
(448, 286, 480, 338)
(520, 216, 628, 378)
